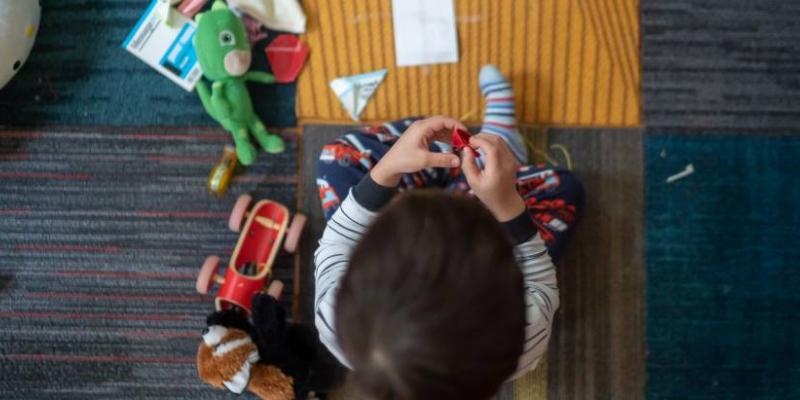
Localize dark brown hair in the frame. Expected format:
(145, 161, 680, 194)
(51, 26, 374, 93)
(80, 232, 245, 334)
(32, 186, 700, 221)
(335, 190, 526, 400)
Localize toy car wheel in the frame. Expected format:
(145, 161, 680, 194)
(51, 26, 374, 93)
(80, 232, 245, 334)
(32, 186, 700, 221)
(283, 213, 307, 253)
(229, 194, 252, 232)
(197, 255, 220, 294)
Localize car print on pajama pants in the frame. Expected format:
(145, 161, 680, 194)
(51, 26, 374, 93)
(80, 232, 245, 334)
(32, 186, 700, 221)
(316, 117, 584, 261)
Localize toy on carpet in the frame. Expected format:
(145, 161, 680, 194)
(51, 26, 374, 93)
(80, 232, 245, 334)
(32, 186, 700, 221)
(198, 282, 321, 399)
(193, 0, 285, 166)
(196, 194, 306, 314)
(207, 145, 238, 197)
(124, 0, 203, 91)
(0, 1, 40, 90)
(265, 34, 309, 83)
(227, 0, 306, 34)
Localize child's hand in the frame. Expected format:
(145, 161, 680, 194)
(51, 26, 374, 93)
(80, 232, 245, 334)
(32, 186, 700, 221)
(370, 116, 465, 187)
(461, 134, 526, 222)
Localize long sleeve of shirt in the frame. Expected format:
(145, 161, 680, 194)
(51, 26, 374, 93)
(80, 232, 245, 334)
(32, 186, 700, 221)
(506, 221, 560, 379)
(313, 175, 391, 368)
(313, 176, 559, 377)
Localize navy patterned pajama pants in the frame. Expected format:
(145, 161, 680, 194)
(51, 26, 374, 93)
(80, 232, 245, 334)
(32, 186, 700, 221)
(316, 118, 584, 261)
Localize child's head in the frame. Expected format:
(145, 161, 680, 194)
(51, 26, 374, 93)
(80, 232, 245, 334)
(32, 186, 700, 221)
(336, 190, 526, 400)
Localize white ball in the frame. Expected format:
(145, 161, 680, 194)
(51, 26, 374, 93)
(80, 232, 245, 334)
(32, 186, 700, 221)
(0, 1, 41, 89)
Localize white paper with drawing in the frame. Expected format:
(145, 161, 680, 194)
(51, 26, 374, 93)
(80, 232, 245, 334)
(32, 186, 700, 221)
(391, 0, 459, 67)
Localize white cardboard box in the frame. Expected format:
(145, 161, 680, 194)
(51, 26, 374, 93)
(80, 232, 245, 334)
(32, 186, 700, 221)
(122, 0, 203, 91)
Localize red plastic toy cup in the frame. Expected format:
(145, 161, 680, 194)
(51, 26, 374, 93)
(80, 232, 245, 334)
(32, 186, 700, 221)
(265, 34, 310, 83)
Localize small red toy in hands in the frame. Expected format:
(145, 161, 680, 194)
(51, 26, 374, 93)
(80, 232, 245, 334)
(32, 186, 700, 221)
(452, 127, 475, 153)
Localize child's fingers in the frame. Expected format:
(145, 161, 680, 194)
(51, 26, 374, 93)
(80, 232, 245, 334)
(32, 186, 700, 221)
(426, 152, 461, 169)
(468, 135, 501, 168)
(460, 148, 481, 183)
(471, 134, 518, 164)
(469, 133, 504, 150)
(423, 115, 467, 132)
(415, 116, 466, 142)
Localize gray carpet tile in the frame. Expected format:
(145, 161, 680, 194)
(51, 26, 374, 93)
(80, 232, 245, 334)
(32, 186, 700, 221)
(642, 0, 800, 130)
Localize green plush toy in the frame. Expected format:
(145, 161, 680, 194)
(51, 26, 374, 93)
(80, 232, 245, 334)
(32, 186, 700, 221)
(193, 0, 284, 166)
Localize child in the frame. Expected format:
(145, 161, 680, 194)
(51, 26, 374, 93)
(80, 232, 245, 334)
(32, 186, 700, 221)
(314, 66, 584, 399)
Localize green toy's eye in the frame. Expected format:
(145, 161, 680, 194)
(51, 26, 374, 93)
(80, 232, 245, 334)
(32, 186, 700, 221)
(219, 30, 236, 46)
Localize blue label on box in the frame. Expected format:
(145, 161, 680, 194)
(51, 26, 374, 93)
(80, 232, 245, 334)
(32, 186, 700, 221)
(159, 23, 198, 79)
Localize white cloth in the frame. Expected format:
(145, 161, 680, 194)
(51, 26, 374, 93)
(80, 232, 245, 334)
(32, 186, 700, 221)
(227, 0, 306, 34)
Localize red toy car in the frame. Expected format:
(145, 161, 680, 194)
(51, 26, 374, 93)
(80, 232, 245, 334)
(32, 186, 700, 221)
(196, 194, 306, 314)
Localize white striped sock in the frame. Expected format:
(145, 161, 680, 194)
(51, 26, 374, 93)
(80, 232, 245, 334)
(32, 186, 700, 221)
(479, 65, 528, 163)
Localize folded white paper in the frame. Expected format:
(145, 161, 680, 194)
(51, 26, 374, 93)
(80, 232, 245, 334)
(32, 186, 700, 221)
(329, 69, 388, 121)
(391, 0, 459, 67)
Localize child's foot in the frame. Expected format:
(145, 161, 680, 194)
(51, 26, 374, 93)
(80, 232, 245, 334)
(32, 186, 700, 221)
(479, 65, 528, 164)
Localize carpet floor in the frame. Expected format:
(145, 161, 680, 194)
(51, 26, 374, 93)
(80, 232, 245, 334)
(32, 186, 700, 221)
(642, 0, 800, 131)
(4, 0, 800, 398)
(0, 127, 298, 398)
(645, 133, 800, 399)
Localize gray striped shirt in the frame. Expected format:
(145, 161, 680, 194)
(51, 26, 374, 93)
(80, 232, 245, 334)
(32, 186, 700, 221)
(313, 189, 558, 379)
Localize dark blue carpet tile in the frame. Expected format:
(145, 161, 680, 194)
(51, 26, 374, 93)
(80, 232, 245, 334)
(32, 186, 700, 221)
(642, 1, 800, 130)
(645, 134, 800, 399)
(0, 0, 296, 127)
(0, 127, 298, 399)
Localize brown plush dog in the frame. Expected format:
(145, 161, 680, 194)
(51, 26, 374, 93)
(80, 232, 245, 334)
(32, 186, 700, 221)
(197, 324, 294, 400)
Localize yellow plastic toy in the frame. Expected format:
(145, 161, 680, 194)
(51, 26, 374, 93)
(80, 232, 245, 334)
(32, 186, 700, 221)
(208, 145, 238, 197)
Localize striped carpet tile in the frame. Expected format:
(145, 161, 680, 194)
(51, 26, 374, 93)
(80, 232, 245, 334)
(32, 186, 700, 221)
(642, 0, 800, 130)
(296, 0, 641, 127)
(0, 127, 298, 399)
